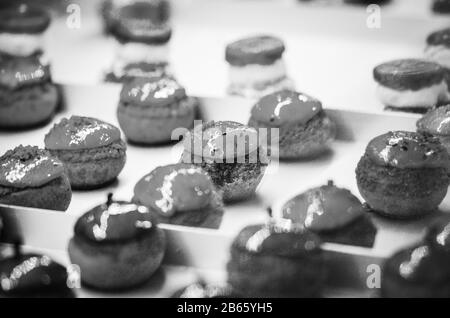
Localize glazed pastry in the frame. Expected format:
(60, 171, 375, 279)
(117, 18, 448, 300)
(44, 116, 127, 189)
(180, 121, 268, 202)
(373, 59, 449, 112)
(248, 89, 336, 159)
(0, 56, 59, 129)
(225, 35, 294, 98)
(0, 145, 71, 211)
(432, 0, 450, 13)
(425, 28, 450, 89)
(282, 181, 377, 248)
(227, 220, 326, 297)
(68, 194, 166, 290)
(117, 76, 197, 144)
(133, 164, 224, 229)
(0, 4, 50, 58)
(106, 1, 171, 82)
(356, 131, 449, 218)
(172, 282, 236, 298)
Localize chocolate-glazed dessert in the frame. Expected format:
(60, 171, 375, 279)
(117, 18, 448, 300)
(356, 131, 449, 218)
(0, 145, 71, 211)
(44, 116, 127, 189)
(227, 219, 326, 298)
(68, 194, 166, 290)
(0, 56, 59, 129)
(282, 181, 377, 247)
(248, 89, 336, 159)
(180, 121, 268, 203)
(133, 164, 224, 229)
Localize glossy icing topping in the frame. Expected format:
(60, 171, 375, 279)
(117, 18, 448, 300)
(251, 90, 322, 125)
(184, 121, 260, 160)
(427, 28, 450, 48)
(0, 145, 65, 188)
(226, 35, 285, 66)
(0, 253, 70, 296)
(134, 164, 214, 217)
(425, 217, 450, 252)
(177, 283, 234, 298)
(417, 105, 450, 136)
(233, 219, 321, 257)
(0, 4, 51, 34)
(365, 131, 449, 168)
(120, 76, 186, 107)
(44, 116, 121, 151)
(0, 56, 50, 89)
(282, 181, 364, 232)
(74, 194, 155, 243)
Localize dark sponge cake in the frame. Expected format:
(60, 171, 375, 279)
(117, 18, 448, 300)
(0, 4, 50, 34)
(432, 0, 450, 13)
(0, 145, 71, 211)
(226, 35, 285, 66)
(227, 221, 326, 298)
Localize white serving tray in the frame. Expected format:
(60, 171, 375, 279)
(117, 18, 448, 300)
(0, 84, 447, 296)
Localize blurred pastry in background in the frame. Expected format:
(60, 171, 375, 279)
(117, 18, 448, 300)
(133, 163, 224, 229)
(282, 181, 377, 248)
(106, 1, 172, 82)
(172, 282, 236, 298)
(0, 145, 71, 211)
(425, 28, 450, 89)
(225, 35, 294, 99)
(117, 76, 198, 144)
(356, 131, 449, 219)
(44, 116, 127, 190)
(104, 61, 166, 83)
(227, 220, 326, 297)
(248, 89, 336, 160)
(0, 4, 50, 58)
(373, 59, 449, 113)
(432, 0, 450, 13)
(0, 56, 59, 129)
(180, 121, 268, 203)
(68, 194, 166, 290)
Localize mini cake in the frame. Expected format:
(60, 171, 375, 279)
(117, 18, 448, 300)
(432, 0, 450, 13)
(225, 35, 294, 98)
(248, 89, 336, 159)
(373, 59, 449, 112)
(356, 131, 449, 218)
(44, 116, 127, 189)
(0, 56, 59, 129)
(0, 145, 71, 211)
(282, 181, 377, 247)
(227, 220, 326, 297)
(0, 251, 75, 298)
(68, 194, 166, 290)
(172, 282, 236, 298)
(117, 76, 197, 144)
(133, 163, 224, 229)
(107, 1, 171, 82)
(180, 121, 268, 202)
(0, 4, 50, 58)
(425, 28, 450, 89)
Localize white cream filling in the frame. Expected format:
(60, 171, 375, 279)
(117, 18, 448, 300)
(116, 42, 169, 65)
(229, 59, 287, 86)
(376, 80, 450, 108)
(425, 45, 450, 69)
(0, 32, 44, 56)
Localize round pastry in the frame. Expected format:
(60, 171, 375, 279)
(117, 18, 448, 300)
(0, 247, 75, 298)
(373, 59, 449, 112)
(225, 35, 294, 98)
(44, 116, 127, 189)
(248, 89, 336, 159)
(180, 121, 268, 203)
(0, 56, 59, 130)
(107, 1, 171, 81)
(432, 0, 450, 13)
(282, 181, 377, 247)
(117, 76, 197, 145)
(227, 220, 326, 297)
(172, 282, 236, 298)
(0, 4, 50, 58)
(133, 163, 224, 229)
(0, 145, 71, 211)
(425, 28, 450, 90)
(355, 131, 449, 218)
(68, 194, 166, 290)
